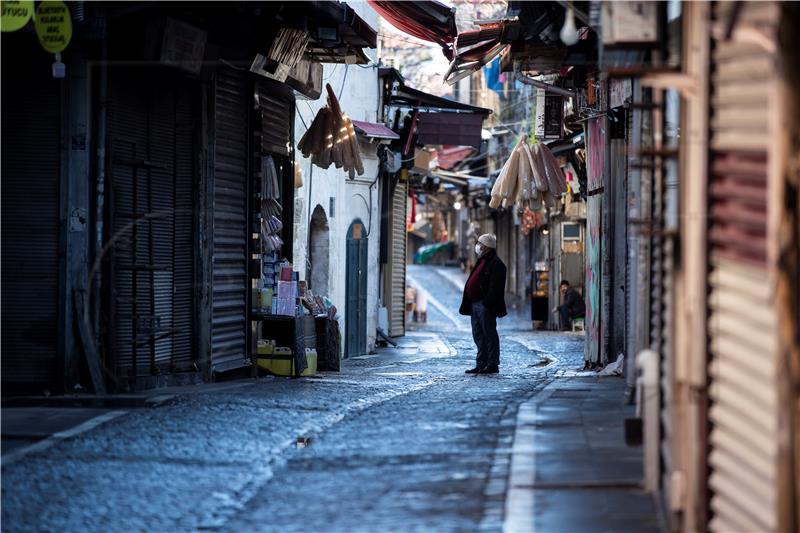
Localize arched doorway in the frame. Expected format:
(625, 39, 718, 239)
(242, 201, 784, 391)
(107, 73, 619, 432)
(308, 205, 330, 297)
(345, 219, 368, 357)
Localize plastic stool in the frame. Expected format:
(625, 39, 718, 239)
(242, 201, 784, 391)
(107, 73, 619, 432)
(572, 317, 585, 332)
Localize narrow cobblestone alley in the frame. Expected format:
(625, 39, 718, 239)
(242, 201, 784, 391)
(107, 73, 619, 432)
(2, 2, 797, 531)
(1, 265, 587, 533)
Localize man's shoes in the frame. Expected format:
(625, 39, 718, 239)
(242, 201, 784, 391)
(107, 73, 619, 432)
(465, 367, 483, 374)
(479, 366, 499, 374)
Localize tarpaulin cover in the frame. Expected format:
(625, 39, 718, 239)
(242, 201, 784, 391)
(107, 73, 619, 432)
(417, 113, 485, 148)
(483, 57, 503, 93)
(368, 0, 458, 60)
(437, 146, 477, 170)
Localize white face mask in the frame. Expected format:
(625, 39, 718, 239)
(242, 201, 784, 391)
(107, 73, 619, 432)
(475, 244, 482, 256)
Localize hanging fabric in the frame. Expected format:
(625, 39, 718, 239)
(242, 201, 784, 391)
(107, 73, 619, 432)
(297, 83, 364, 178)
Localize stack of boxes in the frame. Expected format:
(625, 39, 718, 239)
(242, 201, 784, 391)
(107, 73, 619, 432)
(275, 264, 298, 316)
(261, 251, 279, 312)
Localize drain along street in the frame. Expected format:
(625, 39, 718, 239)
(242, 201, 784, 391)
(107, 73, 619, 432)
(2, 2, 799, 533)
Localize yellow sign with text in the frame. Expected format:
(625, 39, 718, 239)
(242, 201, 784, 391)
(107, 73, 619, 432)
(34, 0, 71, 53)
(1, 0, 34, 32)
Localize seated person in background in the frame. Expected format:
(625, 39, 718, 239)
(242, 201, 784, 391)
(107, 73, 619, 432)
(554, 280, 585, 331)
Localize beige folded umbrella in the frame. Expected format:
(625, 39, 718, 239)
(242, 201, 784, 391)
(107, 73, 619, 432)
(516, 142, 533, 204)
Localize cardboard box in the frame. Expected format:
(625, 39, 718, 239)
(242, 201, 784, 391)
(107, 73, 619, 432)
(276, 298, 295, 316)
(277, 281, 297, 300)
(412, 148, 433, 174)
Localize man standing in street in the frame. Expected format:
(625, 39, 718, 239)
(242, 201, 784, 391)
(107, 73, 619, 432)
(555, 279, 585, 331)
(459, 234, 507, 374)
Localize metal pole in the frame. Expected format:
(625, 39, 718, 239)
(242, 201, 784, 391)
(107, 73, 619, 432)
(516, 72, 576, 99)
(637, 349, 660, 491)
(93, 30, 108, 349)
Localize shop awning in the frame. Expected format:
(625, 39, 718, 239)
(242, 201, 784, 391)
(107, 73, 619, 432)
(500, 1, 597, 72)
(287, 1, 378, 64)
(368, 0, 457, 60)
(379, 68, 492, 114)
(437, 146, 477, 170)
(435, 169, 490, 187)
(443, 20, 520, 85)
(351, 120, 400, 140)
(380, 68, 490, 150)
(417, 113, 486, 148)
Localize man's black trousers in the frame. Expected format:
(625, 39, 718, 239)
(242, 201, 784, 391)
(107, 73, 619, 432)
(470, 300, 499, 369)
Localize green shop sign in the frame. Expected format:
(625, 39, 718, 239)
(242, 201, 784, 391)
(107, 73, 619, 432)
(1, 0, 34, 32)
(34, 0, 71, 53)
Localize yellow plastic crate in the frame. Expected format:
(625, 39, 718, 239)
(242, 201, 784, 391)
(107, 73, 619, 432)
(257, 348, 317, 377)
(257, 355, 294, 376)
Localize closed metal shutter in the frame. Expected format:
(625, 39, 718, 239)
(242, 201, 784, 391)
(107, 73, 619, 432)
(648, 89, 678, 497)
(0, 43, 61, 390)
(706, 2, 779, 531)
(211, 66, 249, 371)
(584, 117, 605, 364)
(388, 180, 407, 337)
(256, 82, 292, 157)
(107, 70, 197, 382)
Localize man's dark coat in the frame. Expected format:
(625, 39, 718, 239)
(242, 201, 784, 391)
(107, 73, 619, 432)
(459, 250, 508, 318)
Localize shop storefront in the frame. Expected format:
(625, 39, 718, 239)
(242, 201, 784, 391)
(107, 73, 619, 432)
(1, 36, 63, 393)
(0, 1, 377, 394)
(104, 64, 200, 385)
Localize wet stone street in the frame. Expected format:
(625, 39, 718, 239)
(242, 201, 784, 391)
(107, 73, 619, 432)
(1, 266, 585, 533)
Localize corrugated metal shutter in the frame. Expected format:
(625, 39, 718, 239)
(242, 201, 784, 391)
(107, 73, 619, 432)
(388, 180, 407, 337)
(0, 43, 61, 390)
(584, 117, 604, 364)
(648, 90, 678, 497)
(256, 84, 292, 157)
(107, 70, 197, 382)
(211, 66, 249, 371)
(707, 2, 779, 531)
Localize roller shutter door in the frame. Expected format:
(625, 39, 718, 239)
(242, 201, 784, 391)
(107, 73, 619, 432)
(0, 42, 61, 391)
(706, 2, 779, 531)
(256, 82, 292, 157)
(211, 65, 250, 371)
(107, 70, 197, 383)
(387, 180, 407, 337)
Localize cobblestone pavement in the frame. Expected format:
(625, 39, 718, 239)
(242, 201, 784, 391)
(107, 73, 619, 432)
(1, 265, 585, 533)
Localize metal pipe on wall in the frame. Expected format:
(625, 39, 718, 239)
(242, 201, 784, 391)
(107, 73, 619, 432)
(625, 80, 643, 403)
(516, 72, 576, 99)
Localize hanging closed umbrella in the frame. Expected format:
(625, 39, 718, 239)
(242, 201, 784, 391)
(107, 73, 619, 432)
(539, 143, 568, 195)
(516, 141, 533, 204)
(500, 142, 522, 207)
(529, 143, 549, 193)
(490, 141, 521, 209)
